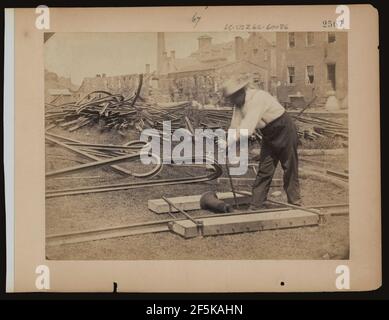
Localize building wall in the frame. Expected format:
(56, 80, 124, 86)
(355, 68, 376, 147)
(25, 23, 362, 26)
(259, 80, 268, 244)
(275, 32, 348, 106)
(214, 60, 269, 91)
(325, 32, 348, 102)
(157, 32, 166, 74)
(235, 33, 272, 72)
(167, 61, 269, 104)
(45, 70, 78, 103)
(190, 35, 234, 63)
(168, 70, 215, 104)
(74, 73, 150, 101)
(157, 34, 234, 76)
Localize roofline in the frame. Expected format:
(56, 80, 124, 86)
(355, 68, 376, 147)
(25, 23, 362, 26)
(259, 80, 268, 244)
(217, 59, 269, 71)
(167, 67, 216, 75)
(167, 59, 269, 75)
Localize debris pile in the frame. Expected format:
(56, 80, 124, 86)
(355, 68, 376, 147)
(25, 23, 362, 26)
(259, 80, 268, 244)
(292, 115, 348, 141)
(196, 109, 233, 130)
(193, 110, 348, 143)
(45, 92, 192, 134)
(46, 76, 347, 144)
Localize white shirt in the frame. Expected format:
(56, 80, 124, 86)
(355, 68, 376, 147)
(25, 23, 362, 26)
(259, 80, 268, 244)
(229, 88, 285, 140)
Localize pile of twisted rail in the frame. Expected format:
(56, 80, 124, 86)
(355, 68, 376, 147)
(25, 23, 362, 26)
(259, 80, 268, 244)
(45, 132, 222, 198)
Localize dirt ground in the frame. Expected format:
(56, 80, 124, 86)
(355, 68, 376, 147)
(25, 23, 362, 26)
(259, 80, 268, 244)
(45, 125, 349, 260)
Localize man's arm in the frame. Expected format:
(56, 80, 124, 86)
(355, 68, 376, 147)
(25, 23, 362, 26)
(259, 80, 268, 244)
(238, 91, 267, 136)
(228, 91, 266, 146)
(229, 106, 242, 130)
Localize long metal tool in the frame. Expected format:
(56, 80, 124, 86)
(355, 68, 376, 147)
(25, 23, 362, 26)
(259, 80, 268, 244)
(225, 157, 239, 209)
(223, 142, 239, 209)
(162, 196, 203, 231)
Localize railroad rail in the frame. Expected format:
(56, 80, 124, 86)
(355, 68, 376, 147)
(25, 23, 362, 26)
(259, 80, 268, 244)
(46, 160, 222, 198)
(46, 203, 349, 246)
(46, 132, 223, 198)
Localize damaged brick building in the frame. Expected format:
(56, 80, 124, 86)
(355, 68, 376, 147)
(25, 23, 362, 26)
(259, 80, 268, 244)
(275, 32, 348, 108)
(73, 68, 152, 101)
(67, 31, 347, 109)
(156, 32, 272, 104)
(156, 31, 347, 108)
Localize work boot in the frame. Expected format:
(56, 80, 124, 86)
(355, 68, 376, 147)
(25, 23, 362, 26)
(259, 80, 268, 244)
(289, 200, 304, 207)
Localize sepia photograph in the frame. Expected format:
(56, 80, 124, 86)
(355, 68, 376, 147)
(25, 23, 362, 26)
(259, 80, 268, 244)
(4, 4, 381, 293)
(44, 31, 349, 260)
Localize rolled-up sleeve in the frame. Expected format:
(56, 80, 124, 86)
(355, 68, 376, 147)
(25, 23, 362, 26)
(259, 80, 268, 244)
(235, 91, 267, 138)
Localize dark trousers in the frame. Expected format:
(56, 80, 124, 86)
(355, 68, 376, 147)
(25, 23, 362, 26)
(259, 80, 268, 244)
(252, 112, 302, 207)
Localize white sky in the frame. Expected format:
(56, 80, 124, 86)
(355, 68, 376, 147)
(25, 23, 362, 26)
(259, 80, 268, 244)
(45, 32, 275, 85)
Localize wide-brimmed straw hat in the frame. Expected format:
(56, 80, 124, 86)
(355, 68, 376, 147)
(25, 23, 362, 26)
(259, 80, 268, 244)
(221, 78, 249, 98)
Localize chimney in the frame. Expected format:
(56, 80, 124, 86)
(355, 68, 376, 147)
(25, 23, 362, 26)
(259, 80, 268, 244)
(157, 32, 166, 74)
(198, 35, 212, 51)
(235, 36, 244, 61)
(170, 50, 176, 60)
(145, 64, 150, 74)
(102, 73, 106, 77)
(159, 51, 168, 74)
(270, 44, 277, 77)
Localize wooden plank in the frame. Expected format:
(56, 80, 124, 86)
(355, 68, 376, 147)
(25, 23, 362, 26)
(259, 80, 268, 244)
(148, 192, 251, 214)
(169, 209, 319, 238)
(168, 220, 199, 239)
